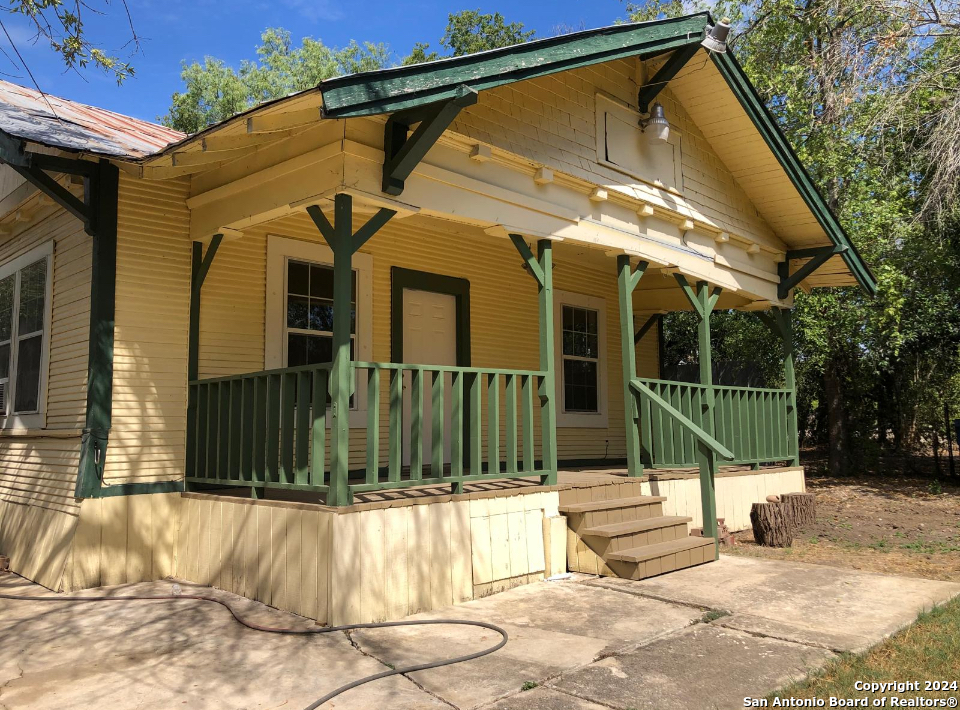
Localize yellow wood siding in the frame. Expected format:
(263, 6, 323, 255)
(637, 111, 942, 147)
(0, 205, 90, 589)
(104, 174, 191, 485)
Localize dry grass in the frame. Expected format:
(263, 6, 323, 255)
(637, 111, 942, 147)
(772, 595, 960, 705)
(725, 469, 960, 582)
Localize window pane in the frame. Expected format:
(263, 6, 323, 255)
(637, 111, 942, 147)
(14, 334, 42, 412)
(287, 295, 309, 329)
(288, 260, 310, 296)
(0, 275, 13, 342)
(308, 264, 357, 303)
(0, 343, 9, 380)
(308, 300, 334, 331)
(563, 359, 598, 413)
(18, 259, 46, 335)
(562, 305, 599, 357)
(309, 264, 333, 299)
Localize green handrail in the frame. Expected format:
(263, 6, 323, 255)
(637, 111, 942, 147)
(630, 379, 735, 461)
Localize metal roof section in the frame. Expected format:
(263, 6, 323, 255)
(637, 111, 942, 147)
(0, 80, 184, 159)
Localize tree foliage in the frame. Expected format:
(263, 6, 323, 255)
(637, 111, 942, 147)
(161, 10, 535, 132)
(162, 29, 391, 132)
(1, 0, 138, 84)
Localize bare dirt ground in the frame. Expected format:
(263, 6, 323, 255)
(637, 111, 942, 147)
(725, 453, 960, 582)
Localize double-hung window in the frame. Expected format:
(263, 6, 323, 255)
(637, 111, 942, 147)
(554, 291, 608, 428)
(265, 235, 372, 427)
(0, 241, 53, 428)
(284, 259, 356, 367)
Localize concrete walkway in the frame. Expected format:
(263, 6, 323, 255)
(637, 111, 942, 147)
(1, 556, 957, 710)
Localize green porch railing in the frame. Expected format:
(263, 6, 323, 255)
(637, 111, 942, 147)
(635, 378, 797, 468)
(185, 361, 555, 498)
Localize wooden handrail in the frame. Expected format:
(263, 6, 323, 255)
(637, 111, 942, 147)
(629, 379, 735, 461)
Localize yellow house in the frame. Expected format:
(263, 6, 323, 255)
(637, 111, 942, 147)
(0, 14, 873, 624)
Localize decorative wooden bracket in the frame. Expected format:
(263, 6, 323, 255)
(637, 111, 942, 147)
(637, 44, 700, 115)
(306, 193, 397, 255)
(0, 129, 101, 235)
(509, 234, 547, 287)
(675, 273, 722, 319)
(778, 244, 848, 299)
(634, 313, 661, 344)
(382, 84, 479, 196)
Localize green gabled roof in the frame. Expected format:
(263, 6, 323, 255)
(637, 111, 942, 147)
(320, 14, 710, 118)
(319, 13, 875, 296)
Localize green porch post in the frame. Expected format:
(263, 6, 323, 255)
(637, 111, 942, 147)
(307, 194, 395, 506)
(328, 195, 354, 506)
(675, 275, 722, 559)
(616, 256, 648, 477)
(508, 235, 558, 485)
(537, 240, 558, 485)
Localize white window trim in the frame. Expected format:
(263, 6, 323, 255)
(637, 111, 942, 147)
(265, 235, 373, 429)
(553, 289, 608, 429)
(0, 240, 53, 430)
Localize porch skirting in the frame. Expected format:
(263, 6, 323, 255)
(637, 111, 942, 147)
(49, 466, 804, 623)
(62, 487, 568, 625)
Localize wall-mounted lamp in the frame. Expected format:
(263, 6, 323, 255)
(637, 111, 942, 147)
(702, 17, 731, 53)
(639, 102, 670, 143)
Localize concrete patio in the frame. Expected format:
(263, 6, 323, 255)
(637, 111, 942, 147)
(1, 556, 957, 710)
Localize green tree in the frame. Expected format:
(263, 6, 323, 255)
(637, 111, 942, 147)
(162, 11, 535, 133)
(1, 0, 138, 83)
(162, 28, 390, 133)
(440, 9, 535, 55)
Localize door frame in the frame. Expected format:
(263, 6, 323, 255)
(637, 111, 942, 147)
(390, 267, 471, 366)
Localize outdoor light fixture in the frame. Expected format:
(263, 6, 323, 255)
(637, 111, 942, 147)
(640, 102, 670, 143)
(701, 17, 731, 53)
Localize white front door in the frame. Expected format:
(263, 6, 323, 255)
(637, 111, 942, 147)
(402, 289, 457, 469)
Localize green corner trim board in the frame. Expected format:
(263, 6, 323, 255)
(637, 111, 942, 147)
(317, 12, 874, 296)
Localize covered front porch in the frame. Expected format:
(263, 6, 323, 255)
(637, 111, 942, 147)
(183, 191, 801, 554)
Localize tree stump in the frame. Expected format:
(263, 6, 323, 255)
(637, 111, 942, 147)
(750, 502, 794, 547)
(782, 492, 816, 528)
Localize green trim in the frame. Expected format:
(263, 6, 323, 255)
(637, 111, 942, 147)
(634, 313, 661, 345)
(637, 43, 700, 114)
(75, 160, 119, 499)
(320, 15, 710, 118)
(382, 85, 478, 195)
(710, 50, 875, 295)
(390, 267, 472, 367)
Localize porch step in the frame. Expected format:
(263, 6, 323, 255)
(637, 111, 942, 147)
(582, 515, 692, 538)
(559, 495, 665, 514)
(606, 536, 715, 564)
(564, 487, 716, 581)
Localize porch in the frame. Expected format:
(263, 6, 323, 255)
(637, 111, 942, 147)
(180, 191, 802, 580)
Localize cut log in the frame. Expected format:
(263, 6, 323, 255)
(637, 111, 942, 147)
(750, 502, 794, 547)
(782, 493, 816, 528)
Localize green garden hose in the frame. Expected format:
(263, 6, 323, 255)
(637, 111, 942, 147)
(0, 585, 508, 709)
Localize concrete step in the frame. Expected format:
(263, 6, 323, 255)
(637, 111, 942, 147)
(558, 495, 665, 514)
(583, 515, 692, 538)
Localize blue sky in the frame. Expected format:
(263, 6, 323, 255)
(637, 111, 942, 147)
(2, 1, 635, 125)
